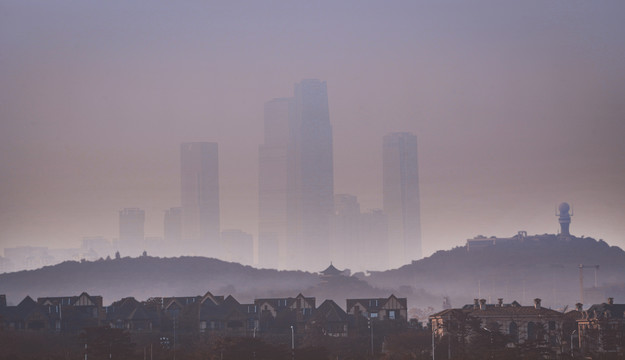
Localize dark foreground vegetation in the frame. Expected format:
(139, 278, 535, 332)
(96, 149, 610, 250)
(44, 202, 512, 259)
(2, 325, 621, 360)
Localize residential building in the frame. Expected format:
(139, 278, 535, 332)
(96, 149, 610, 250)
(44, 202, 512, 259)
(104, 297, 159, 332)
(308, 299, 349, 337)
(0, 292, 103, 332)
(346, 295, 408, 322)
(430, 298, 564, 348)
(578, 297, 625, 356)
(255, 293, 316, 334)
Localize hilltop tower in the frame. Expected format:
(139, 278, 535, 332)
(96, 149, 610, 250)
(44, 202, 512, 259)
(557, 202, 572, 237)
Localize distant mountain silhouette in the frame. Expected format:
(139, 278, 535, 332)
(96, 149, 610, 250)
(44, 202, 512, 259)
(2, 235, 624, 311)
(0, 256, 317, 305)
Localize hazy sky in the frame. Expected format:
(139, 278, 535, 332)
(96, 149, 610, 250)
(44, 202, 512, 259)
(1, 0, 624, 260)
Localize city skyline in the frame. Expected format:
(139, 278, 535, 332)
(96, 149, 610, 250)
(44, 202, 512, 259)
(2, 1, 624, 264)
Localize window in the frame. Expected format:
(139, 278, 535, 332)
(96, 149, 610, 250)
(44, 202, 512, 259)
(527, 322, 536, 341)
(509, 322, 519, 343)
(549, 321, 555, 331)
(389, 310, 396, 320)
(370, 312, 378, 318)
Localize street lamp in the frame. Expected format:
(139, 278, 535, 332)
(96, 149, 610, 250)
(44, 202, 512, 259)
(431, 320, 436, 360)
(290, 325, 295, 360)
(368, 317, 374, 356)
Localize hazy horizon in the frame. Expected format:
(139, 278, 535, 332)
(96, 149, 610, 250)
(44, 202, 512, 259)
(2, 1, 624, 267)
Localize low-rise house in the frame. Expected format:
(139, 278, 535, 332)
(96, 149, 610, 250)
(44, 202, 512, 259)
(1, 296, 52, 331)
(38, 292, 104, 332)
(0, 292, 104, 332)
(199, 294, 257, 335)
(346, 294, 407, 322)
(104, 297, 160, 332)
(430, 298, 564, 349)
(307, 299, 348, 337)
(578, 297, 625, 356)
(255, 293, 315, 334)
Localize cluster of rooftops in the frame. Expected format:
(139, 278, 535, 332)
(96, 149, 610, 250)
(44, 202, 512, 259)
(0, 291, 408, 337)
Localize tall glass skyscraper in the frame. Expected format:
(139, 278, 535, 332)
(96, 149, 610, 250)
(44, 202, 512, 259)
(258, 98, 295, 269)
(293, 79, 334, 270)
(258, 80, 333, 270)
(383, 132, 421, 267)
(180, 142, 220, 256)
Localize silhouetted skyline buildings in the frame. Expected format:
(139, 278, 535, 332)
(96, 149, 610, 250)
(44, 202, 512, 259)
(383, 132, 422, 264)
(180, 142, 220, 255)
(2, 80, 423, 273)
(113, 80, 422, 271)
(258, 80, 337, 270)
(257, 80, 420, 271)
(118, 208, 145, 256)
(258, 97, 295, 269)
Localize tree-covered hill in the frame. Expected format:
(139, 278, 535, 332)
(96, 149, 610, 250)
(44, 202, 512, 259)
(0, 256, 318, 305)
(363, 235, 625, 309)
(2, 235, 623, 311)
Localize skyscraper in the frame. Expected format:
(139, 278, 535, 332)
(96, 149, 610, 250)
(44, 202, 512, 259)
(118, 207, 145, 256)
(180, 142, 220, 256)
(258, 80, 334, 270)
(292, 79, 334, 270)
(330, 194, 361, 269)
(383, 132, 421, 267)
(258, 98, 295, 269)
(221, 229, 254, 266)
(164, 207, 182, 243)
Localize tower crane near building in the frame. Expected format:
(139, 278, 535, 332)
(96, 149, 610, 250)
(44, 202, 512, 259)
(578, 264, 599, 304)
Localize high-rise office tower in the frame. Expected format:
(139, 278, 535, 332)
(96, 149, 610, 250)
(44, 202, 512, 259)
(258, 98, 295, 269)
(221, 229, 254, 266)
(119, 208, 145, 256)
(383, 132, 421, 267)
(330, 194, 361, 269)
(293, 79, 334, 270)
(164, 207, 182, 242)
(258, 79, 334, 270)
(360, 209, 389, 271)
(180, 142, 220, 256)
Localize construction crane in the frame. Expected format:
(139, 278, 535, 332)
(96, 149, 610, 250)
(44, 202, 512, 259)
(578, 264, 599, 304)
